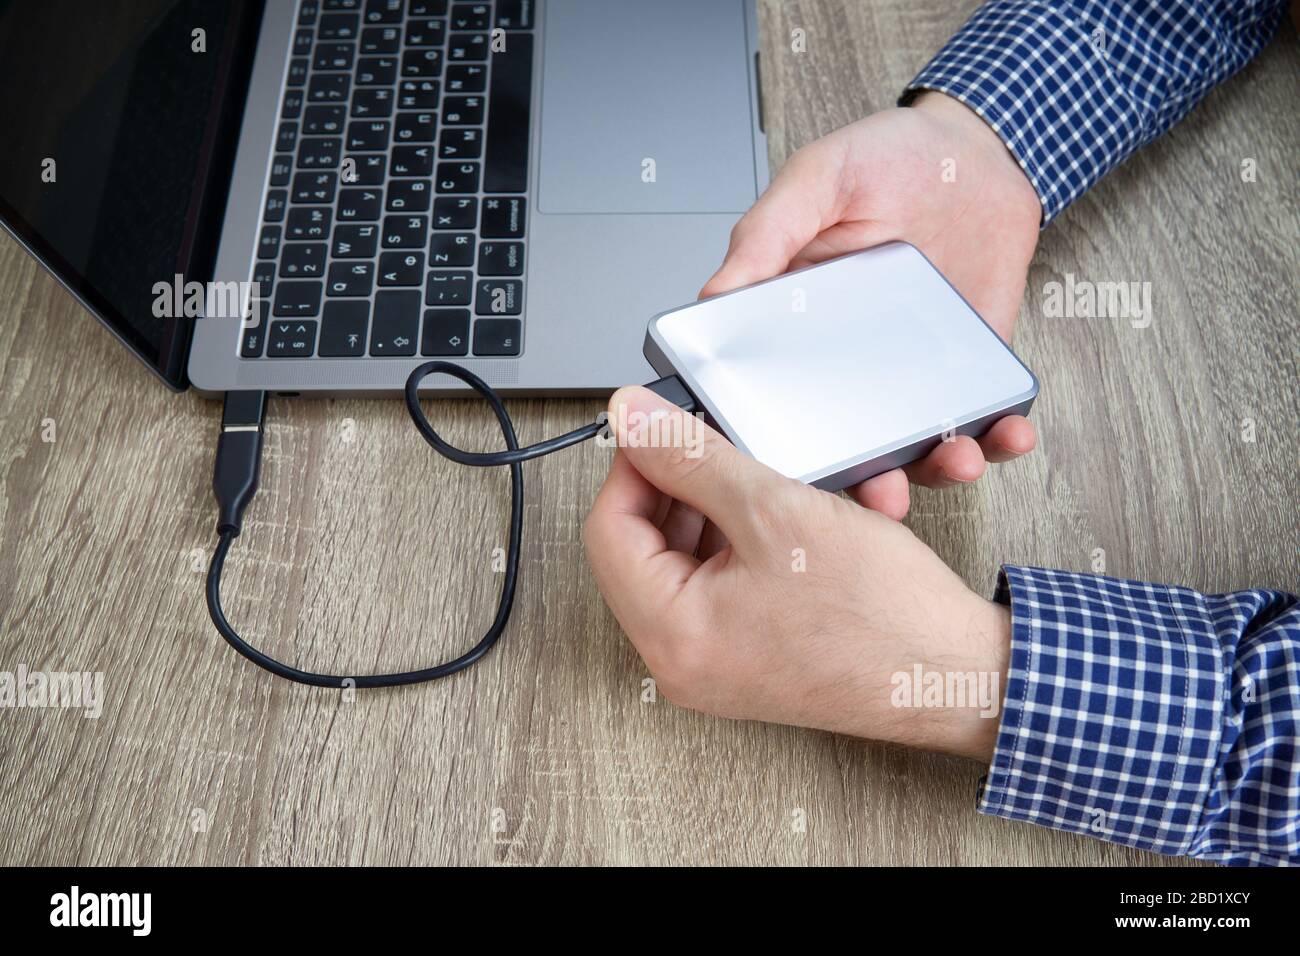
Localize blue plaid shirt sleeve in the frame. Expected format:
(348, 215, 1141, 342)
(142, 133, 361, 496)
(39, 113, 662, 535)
(900, 1, 1287, 222)
(981, 566, 1300, 865)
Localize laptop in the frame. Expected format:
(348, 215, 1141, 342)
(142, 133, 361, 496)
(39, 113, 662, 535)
(0, 0, 767, 395)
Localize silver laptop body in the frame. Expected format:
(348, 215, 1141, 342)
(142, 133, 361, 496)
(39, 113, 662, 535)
(189, 0, 768, 396)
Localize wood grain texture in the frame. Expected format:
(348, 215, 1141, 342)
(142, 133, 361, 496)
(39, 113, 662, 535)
(0, 1, 1296, 866)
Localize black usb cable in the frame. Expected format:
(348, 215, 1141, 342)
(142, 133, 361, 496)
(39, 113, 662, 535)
(206, 361, 696, 688)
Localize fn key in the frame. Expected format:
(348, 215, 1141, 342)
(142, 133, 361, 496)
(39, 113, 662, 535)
(473, 318, 521, 356)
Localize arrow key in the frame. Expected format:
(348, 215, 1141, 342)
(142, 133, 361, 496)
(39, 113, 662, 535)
(421, 309, 470, 356)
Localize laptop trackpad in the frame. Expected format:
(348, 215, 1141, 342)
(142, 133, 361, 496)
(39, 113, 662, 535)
(538, 0, 758, 214)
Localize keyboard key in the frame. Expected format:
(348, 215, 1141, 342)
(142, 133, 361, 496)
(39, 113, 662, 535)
(408, 0, 448, 15)
(378, 251, 424, 286)
(299, 1, 321, 25)
(429, 232, 475, 266)
(443, 95, 484, 126)
(425, 271, 472, 305)
(320, 301, 370, 356)
(253, 262, 276, 299)
(394, 111, 436, 143)
(365, 0, 403, 24)
(264, 190, 288, 223)
(475, 279, 522, 315)
(282, 89, 305, 119)
(347, 120, 390, 151)
(323, 0, 361, 9)
(268, 319, 318, 357)
(402, 48, 442, 78)
(276, 122, 298, 152)
(281, 242, 327, 278)
(270, 155, 294, 187)
(360, 25, 400, 54)
(433, 197, 476, 229)
(439, 127, 481, 159)
(314, 41, 356, 71)
(303, 105, 346, 135)
(495, 0, 533, 30)
(386, 179, 431, 212)
(484, 34, 532, 192)
(370, 290, 420, 355)
(327, 260, 375, 296)
(343, 153, 387, 184)
(480, 196, 525, 237)
(287, 206, 333, 240)
(383, 214, 428, 248)
(450, 4, 490, 31)
(422, 308, 470, 355)
(397, 79, 439, 110)
(351, 87, 394, 118)
(473, 318, 522, 356)
(308, 73, 350, 103)
(477, 240, 523, 276)
(445, 64, 485, 93)
(297, 137, 342, 168)
(332, 223, 379, 257)
(406, 19, 445, 47)
(292, 171, 337, 203)
(258, 225, 282, 260)
(287, 58, 310, 87)
(356, 55, 397, 86)
(391, 144, 434, 176)
(273, 281, 323, 317)
(337, 187, 383, 220)
(242, 300, 270, 357)
(447, 33, 487, 62)
(436, 162, 479, 193)
(318, 13, 359, 40)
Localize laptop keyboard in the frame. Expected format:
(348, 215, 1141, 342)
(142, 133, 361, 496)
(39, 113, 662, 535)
(242, 0, 533, 361)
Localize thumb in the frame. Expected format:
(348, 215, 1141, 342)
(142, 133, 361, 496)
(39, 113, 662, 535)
(699, 137, 849, 298)
(607, 385, 783, 551)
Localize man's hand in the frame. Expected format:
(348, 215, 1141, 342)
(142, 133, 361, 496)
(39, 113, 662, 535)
(702, 92, 1043, 519)
(585, 386, 1012, 761)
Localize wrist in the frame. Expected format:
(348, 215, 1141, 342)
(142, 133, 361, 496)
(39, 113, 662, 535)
(910, 90, 1042, 230)
(881, 591, 1012, 762)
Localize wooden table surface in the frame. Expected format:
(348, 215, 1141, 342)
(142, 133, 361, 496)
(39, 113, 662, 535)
(1, 2, 1296, 866)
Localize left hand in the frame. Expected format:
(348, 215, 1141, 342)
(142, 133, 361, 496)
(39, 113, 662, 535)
(701, 92, 1042, 519)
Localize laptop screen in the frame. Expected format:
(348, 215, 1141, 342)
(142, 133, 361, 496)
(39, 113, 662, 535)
(0, 0, 264, 388)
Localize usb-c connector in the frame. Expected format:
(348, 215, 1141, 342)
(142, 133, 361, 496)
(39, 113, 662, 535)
(213, 390, 266, 537)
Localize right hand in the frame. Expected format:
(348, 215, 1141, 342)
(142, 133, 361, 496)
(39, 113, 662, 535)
(584, 385, 1011, 760)
(701, 92, 1043, 519)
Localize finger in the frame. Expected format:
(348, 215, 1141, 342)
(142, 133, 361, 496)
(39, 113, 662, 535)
(607, 385, 787, 552)
(584, 450, 699, 606)
(699, 137, 851, 298)
(659, 498, 707, 555)
(976, 415, 1036, 463)
(847, 468, 911, 521)
(787, 218, 898, 272)
(902, 435, 987, 488)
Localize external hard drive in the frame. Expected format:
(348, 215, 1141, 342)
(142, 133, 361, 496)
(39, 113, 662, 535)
(642, 242, 1039, 491)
